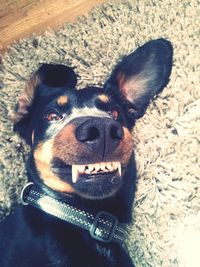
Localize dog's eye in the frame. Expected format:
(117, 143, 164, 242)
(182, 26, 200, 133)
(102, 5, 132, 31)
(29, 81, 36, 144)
(46, 112, 63, 122)
(108, 108, 120, 120)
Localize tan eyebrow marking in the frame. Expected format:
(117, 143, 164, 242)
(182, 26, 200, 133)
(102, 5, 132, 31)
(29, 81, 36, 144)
(57, 95, 69, 106)
(98, 94, 109, 103)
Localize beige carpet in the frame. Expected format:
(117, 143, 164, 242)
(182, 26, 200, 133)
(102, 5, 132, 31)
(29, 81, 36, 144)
(0, 0, 199, 266)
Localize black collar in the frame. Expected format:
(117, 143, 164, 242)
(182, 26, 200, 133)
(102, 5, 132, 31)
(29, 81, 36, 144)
(20, 183, 128, 245)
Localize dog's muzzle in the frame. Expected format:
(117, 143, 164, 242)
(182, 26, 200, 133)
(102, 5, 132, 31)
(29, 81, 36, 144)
(75, 117, 124, 158)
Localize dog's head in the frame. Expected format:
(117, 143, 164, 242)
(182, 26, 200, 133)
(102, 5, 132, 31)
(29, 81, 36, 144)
(13, 39, 173, 200)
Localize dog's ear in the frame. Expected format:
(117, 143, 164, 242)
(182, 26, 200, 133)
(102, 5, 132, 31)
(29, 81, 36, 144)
(13, 64, 77, 144)
(36, 63, 77, 88)
(104, 39, 173, 119)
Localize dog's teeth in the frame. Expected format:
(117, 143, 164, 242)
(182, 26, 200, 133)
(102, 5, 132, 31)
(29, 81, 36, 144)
(95, 163, 100, 171)
(112, 162, 118, 170)
(88, 164, 94, 172)
(78, 165, 85, 173)
(106, 162, 111, 169)
(117, 162, 122, 176)
(106, 162, 113, 171)
(100, 162, 106, 170)
(71, 162, 121, 179)
(72, 165, 79, 183)
(85, 169, 91, 174)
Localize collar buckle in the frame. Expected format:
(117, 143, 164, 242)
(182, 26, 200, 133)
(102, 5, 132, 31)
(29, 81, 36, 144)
(90, 211, 118, 243)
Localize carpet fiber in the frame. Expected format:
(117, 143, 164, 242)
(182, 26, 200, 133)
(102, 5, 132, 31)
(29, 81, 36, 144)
(0, 0, 199, 266)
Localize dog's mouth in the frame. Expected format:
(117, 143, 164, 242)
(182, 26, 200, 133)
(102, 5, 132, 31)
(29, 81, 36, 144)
(71, 162, 121, 183)
(51, 161, 122, 199)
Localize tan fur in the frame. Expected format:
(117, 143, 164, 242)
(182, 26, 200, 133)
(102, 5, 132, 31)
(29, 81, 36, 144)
(53, 123, 133, 166)
(98, 94, 109, 103)
(57, 95, 69, 106)
(117, 72, 147, 102)
(52, 124, 87, 165)
(111, 126, 134, 165)
(12, 73, 40, 123)
(34, 139, 74, 193)
(34, 123, 133, 191)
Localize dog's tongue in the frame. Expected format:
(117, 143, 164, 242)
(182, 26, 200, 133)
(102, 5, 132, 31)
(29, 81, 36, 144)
(71, 162, 121, 183)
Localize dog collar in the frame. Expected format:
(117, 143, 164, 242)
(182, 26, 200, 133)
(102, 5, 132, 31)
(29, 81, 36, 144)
(20, 183, 128, 245)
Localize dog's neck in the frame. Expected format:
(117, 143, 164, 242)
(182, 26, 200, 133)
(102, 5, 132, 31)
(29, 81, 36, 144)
(26, 154, 136, 224)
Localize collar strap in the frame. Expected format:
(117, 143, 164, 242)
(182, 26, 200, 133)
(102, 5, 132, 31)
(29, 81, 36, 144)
(20, 183, 128, 245)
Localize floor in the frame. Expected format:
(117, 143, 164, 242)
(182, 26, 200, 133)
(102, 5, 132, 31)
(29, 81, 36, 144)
(0, 0, 106, 53)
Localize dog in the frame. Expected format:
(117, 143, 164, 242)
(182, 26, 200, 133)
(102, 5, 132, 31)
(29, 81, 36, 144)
(0, 39, 173, 267)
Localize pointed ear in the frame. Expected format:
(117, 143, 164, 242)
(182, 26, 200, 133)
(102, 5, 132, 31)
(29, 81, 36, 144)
(104, 39, 173, 119)
(13, 64, 77, 144)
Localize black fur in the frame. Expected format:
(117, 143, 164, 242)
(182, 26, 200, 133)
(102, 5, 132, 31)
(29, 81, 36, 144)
(0, 39, 173, 267)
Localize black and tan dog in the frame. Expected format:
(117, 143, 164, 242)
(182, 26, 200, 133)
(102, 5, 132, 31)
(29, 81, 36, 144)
(0, 39, 173, 267)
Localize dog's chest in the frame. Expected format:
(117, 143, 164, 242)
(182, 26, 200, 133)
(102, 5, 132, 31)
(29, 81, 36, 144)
(96, 243, 112, 259)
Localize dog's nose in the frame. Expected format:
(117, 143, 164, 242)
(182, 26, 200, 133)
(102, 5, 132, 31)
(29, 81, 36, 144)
(75, 117, 124, 157)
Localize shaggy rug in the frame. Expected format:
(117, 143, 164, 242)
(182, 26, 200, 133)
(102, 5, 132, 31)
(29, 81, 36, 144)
(0, 0, 199, 266)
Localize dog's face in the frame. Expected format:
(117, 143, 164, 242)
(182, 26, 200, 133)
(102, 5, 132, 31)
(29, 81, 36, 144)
(13, 39, 173, 199)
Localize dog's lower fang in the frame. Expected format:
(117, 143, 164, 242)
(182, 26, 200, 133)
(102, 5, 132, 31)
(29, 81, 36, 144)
(72, 165, 79, 183)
